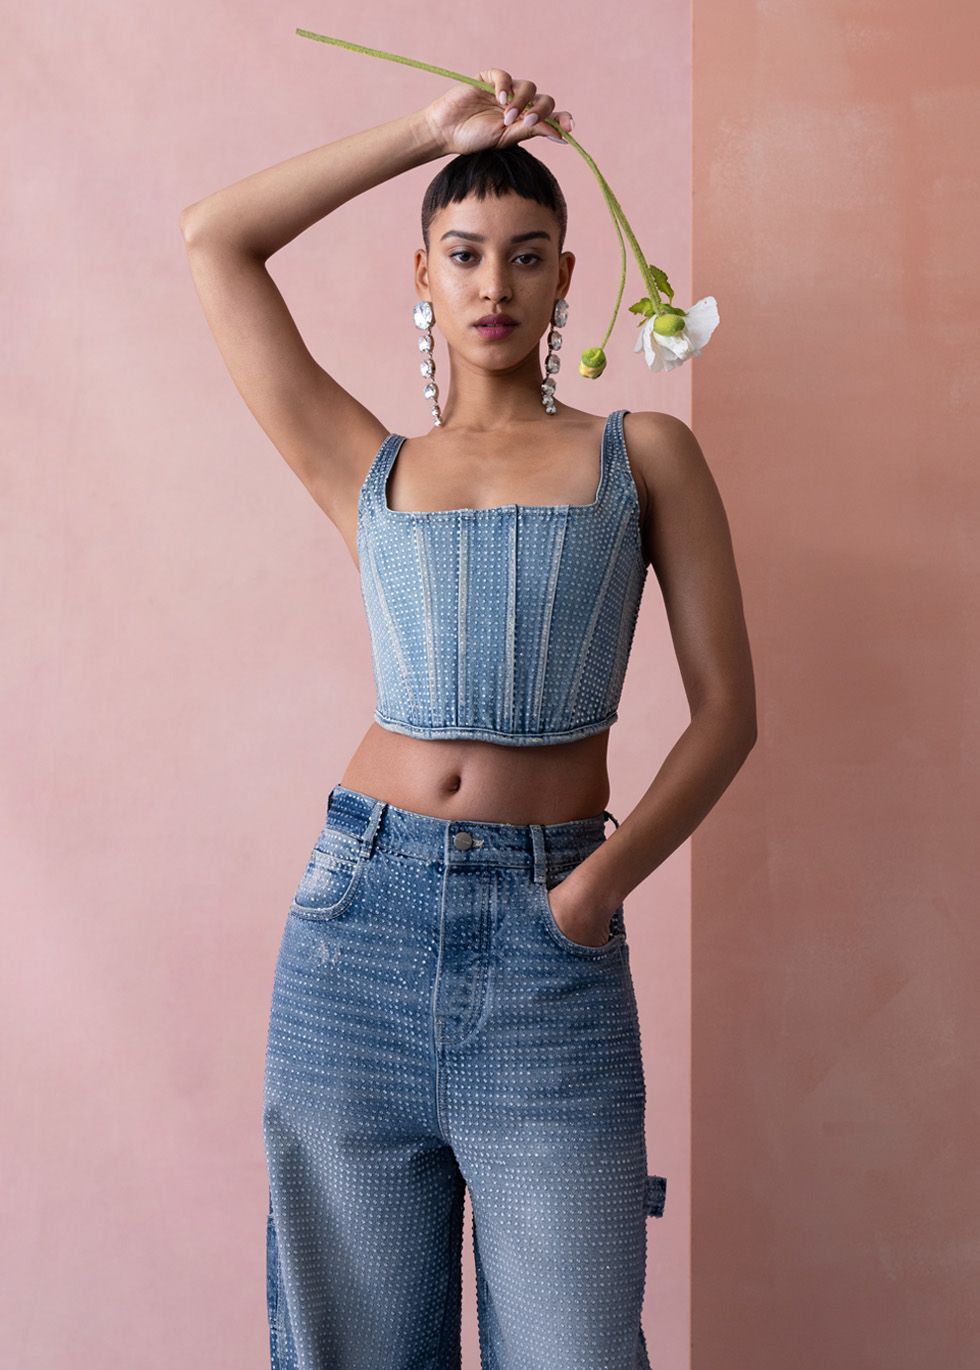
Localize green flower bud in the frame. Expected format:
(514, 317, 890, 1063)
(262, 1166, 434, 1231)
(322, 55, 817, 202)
(653, 312, 687, 337)
(578, 346, 607, 379)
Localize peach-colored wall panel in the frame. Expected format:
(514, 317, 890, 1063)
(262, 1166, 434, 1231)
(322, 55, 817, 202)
(693, 2, 980, 1366)
(2, 3, 693, 1366)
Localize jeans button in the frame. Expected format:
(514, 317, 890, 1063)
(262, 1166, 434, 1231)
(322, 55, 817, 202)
(453, 831, 474, 850)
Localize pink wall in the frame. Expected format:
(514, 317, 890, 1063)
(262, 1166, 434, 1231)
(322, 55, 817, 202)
(693, 2, 980, 1366)
(3, 3, 693, 1367)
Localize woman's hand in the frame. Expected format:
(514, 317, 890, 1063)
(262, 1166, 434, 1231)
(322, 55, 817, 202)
(546, 878, 618, 949)
(423, 68, 575, 157)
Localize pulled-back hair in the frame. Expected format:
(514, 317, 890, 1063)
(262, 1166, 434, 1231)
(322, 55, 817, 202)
(420, 145, 568, 255)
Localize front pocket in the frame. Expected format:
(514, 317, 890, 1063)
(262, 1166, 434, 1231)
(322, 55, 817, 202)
(288, 828, 367, 922)
(536, 870, 626, 958)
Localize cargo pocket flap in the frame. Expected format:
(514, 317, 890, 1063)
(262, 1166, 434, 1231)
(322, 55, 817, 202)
(644, 1173, 667, 1217)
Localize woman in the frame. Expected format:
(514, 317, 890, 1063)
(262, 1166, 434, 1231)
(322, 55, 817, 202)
(181, 66, 755, 1370)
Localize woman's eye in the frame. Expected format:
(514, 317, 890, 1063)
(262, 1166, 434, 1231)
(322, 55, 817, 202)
(448, 251, 541, 266)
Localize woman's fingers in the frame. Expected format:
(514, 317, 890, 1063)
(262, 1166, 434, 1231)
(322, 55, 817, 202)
(520, 92, 557, 136)
(501, 77, 538, 124)
(479, 68, 515, 107)
(479, 70, 573, 144)
(549, 110, 575, 139)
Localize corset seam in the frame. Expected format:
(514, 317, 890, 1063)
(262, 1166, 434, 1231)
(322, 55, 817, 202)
(365, 534, 417, 712)
(531, 510, 568, 728)
(457, 516, 468, 728)
(414, 521, 438, 713)
(504, 514, 517, 732)
(565, 505, 632, 721)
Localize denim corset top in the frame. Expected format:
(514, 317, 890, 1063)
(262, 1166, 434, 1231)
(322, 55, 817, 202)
(356, 408, 648, 747)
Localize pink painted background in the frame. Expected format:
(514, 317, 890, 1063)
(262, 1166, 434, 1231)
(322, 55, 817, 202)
(7, 1, 975, 1367)
(692, 0, 980, 1366)
(3, 4, 690, 1367)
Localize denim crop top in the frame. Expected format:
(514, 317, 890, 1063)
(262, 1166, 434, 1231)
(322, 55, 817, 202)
(355, 409, 648, 747)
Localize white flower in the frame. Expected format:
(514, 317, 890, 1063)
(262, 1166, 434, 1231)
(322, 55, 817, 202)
(633, 296, 720, 372)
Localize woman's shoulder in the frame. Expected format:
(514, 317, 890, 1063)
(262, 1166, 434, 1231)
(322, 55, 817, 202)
(621, 411, 718, 554)
(623, 410, 709, 490)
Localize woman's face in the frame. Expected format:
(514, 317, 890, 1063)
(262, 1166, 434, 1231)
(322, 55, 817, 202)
(416, 192, 574, 367)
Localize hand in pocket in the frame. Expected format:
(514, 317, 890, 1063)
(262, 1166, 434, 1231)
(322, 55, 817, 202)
(546, 876, 617, 948)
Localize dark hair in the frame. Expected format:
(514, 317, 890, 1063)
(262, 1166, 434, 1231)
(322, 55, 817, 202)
(420, 145, 568, 256)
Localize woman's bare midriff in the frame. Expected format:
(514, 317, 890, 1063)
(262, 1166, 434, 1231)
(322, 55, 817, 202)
(339, 723, 613, 825)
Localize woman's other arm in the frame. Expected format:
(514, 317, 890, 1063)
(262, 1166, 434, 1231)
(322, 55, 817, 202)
(552, 412, 758, 930)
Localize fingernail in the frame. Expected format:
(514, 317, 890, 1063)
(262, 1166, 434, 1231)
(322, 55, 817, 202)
(503, 107, 519, 126)
(546, 134, 565, 143)
(498, 90, 509, 105)
(522, 112, 538, 128)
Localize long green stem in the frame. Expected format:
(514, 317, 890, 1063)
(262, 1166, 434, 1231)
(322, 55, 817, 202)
(590, 174, 628, 352)
(294, 29, 663, 334)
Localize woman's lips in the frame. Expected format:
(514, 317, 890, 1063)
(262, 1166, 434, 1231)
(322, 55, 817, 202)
(475, 322, 518, 339)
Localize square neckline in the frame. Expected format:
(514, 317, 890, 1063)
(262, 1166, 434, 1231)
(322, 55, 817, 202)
(376, 411, 617, 518)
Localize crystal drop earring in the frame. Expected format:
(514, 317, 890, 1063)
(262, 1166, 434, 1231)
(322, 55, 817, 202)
(413, 300, 442, 427)
(541, 297, 568, 415)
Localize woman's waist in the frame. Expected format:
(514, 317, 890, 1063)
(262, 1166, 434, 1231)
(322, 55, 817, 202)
(339, 722, 612, 826)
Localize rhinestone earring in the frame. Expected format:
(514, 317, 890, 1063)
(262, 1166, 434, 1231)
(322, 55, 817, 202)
(413, 300, 442, 427)
(541, 297, 568, 414)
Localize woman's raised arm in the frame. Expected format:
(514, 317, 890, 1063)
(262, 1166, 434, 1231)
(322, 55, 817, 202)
(177, 109, 446, 522)
(179, 109, 445, 260)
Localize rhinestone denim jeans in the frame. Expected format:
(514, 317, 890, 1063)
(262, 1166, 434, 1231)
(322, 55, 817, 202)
(263, 782, 667, 1370)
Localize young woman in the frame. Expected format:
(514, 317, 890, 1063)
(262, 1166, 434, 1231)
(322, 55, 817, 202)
(181, 66, 755, 1370)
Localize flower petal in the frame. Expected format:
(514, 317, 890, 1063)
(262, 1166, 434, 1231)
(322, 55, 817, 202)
(641, 320, 667, 371)
(662, 332, 694, 366)
(681, 296, 720, 354)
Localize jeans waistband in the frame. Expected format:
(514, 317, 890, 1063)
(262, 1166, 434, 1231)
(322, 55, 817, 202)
(324, 783, 620, 883)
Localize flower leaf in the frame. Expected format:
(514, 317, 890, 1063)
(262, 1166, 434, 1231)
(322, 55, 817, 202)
(647, 265, 674, 302)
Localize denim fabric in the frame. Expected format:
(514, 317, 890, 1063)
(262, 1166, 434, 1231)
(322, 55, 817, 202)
(263, 782, 667, 1370)
(356, 409, 649, 746)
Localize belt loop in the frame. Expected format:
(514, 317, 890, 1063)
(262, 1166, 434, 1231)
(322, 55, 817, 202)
(326, 784, 338, 816)
(603, 808, 620, 830)
(361, 800, 387, 859)
(530, 823, 547, 884)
